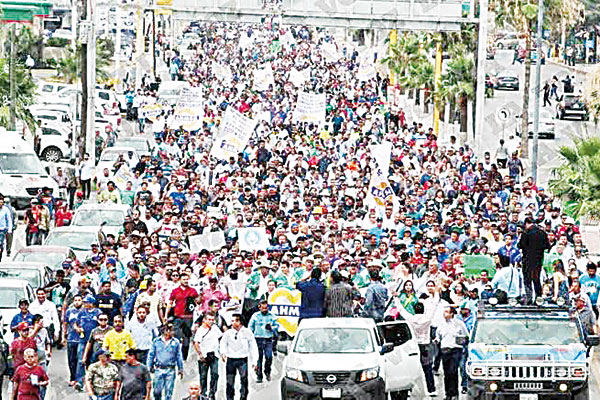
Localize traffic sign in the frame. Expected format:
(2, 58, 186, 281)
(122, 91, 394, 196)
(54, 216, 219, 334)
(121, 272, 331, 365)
(495, 107, 511, 123)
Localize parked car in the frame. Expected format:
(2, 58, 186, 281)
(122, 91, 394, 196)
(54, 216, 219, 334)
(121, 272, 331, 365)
(44, 226, 102, 260)
(12, 245, 77, 272)
(114, 137, 153, 157)
(279, 317, 422, 400)
(71, 204, 130, 237)
(0, 279, 35, 343)
(495, 33, 520, 49)
(38, 122, 73, 162)
(495, 71, 520, 90)
(515, 109, 556, 139)
(0, 262, 53, 290)
(96, 146, 139, 176)
(556, 94, 589, 121)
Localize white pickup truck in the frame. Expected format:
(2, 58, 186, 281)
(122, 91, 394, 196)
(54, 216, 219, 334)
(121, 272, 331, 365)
(279, 317, 424, 400)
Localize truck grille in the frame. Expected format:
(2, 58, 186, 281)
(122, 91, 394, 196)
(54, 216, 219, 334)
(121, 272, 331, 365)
(504, 366, 553, 379)
(312, 372, 352, 384)
(514, 382, 544, 390)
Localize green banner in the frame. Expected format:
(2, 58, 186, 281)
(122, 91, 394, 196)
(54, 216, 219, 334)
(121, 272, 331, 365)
(464, 255, 496, 278)
(270, 40, 281, 54)
(542, 252, 561, 275)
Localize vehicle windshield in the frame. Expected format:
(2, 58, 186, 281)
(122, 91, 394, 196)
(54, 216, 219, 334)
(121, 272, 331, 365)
(0, 154, 46, 175)
(13, 252, 64, 270)
(473, 318, 581, 346)
(0, 288, 26, 308)
(100, 151, 131, 162)
(294, 328, 374, 353)
(0, 268, 40, 288)
(72, 210, 125, 226)
(116, 140, 148, 152)
(45, 232, 98, 251)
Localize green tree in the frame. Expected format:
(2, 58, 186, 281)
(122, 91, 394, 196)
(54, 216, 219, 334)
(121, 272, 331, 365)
(440, 44, 475, 133)
(549, 136, 600, 220)
(57, 38, 113, 84)
(583, 66, 600, 123)
(0, 59, 37, 129)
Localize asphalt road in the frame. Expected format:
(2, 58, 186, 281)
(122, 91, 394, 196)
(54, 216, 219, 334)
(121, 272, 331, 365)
(481, 49, 595, 186)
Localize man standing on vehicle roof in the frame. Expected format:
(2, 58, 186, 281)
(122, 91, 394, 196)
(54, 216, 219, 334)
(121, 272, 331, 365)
(518, 217, 551, 304)
(79, 153, 95, 200)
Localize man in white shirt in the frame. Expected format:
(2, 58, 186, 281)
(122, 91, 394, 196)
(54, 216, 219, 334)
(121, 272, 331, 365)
(78, 153, 95, 200)
(435, 307, 468, 400)
(29, 287, 60, 344)
(219, 313, 258, 400)
(193, 313, 222, 399)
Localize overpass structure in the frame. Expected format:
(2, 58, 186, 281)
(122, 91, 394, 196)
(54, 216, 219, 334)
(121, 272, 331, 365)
(161, 0, 474, 31)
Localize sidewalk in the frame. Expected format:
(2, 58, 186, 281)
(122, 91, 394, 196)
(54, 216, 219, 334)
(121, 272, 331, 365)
(547, 58, 598, 75)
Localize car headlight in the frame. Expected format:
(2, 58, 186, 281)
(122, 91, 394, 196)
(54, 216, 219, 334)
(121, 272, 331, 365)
(359, 367, 379, 382)
(571, 367, 585, 378)
(555, 367, 568, 378)
(286, 367, 305, 382)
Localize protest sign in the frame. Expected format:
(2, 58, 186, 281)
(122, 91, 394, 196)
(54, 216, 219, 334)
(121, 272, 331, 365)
(268, 288, 302, 336)
(113, 165, 133, 191)
(292, 92, 326, 126)
(189, 231, 227, 252)
(288, 68, 309, 88)
(463, 255, 496, 278)
(238, 227, 270, 252)
(210, 108, 257, 161)
(253, 64, 275, 92)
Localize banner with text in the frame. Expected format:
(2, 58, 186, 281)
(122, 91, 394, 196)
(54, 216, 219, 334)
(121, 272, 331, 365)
(189, 231, 227, 252)
(210, 108, 257, 161)
(292, 92, 326, 126)
(238, 227, 270, 252)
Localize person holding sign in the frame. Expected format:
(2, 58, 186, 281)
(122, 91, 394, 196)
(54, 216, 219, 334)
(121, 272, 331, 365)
(12, 348, 49, 400)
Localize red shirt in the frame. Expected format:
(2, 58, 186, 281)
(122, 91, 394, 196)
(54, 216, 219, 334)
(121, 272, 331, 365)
(169, 285, 199, 318)
(13, 364, 48, 400)
(10, 338, 37, 370)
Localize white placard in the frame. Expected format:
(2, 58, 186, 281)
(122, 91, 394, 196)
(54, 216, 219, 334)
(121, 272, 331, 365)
(253, 64, 275, 92)
(210, 107, 257, 161)
(238, 227, 270, 252)
(189, 231, 227, 252)
(293, 92, 326, 126)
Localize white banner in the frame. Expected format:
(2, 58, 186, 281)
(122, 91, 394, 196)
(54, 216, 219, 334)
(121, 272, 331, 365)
(113, 165, 133, 191)
(292, 92, 326, 126)
(321, 42, 340, 63)
(238, 227, 270, 252)
(212, 62, 232, 83)
(366, 169, 397, 213)
(369, 141, 393, 176)
(288, 68, 309, 88)
(210, 108, 257, 161)
(253, 64, 275, 92)
(189, 231, 227, 252)
(358, 62, 376, 81)
(171, 87, 203, 131)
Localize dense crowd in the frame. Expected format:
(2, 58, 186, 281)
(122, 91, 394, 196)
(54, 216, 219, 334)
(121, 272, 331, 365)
(3, 20, 600, 400)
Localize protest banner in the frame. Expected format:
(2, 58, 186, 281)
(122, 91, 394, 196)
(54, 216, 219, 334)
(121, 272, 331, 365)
(212, 62, 233, 83)
(189, 231, 227, 252)
(238, 227, 270, 252)
(253, 64, 275, 92)
(139, 103, 163, 123)
(463, 255, 496, 278)
(369, 141, 393, 176)
(321, 42, 340, 62)
(288, 68, 309, 88)
(210, 107, 257, 161)
(113, 165, 133, 191)
(292, 92, 326, 126)
(268, 288, 302, 336)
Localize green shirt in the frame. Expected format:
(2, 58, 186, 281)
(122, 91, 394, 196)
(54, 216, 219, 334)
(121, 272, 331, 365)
(120, 189, 136, 206)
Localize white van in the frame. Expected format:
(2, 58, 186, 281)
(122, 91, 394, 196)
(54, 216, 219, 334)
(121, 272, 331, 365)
(279, 317, 424, 400)
(36, 81, 74, 101)
(0, 131, 59, 210)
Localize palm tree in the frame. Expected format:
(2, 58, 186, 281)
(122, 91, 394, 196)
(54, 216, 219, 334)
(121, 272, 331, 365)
(0, 59, 37, 129)
(583, 66, 600, 124)
(57, 38, 113, 84)
(550, 137, 600, 220)
(440, 44, 475, 132)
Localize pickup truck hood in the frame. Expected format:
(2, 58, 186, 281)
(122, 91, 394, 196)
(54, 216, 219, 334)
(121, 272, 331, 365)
(470, 343, 587, 362)
(287, 352, 380, 372)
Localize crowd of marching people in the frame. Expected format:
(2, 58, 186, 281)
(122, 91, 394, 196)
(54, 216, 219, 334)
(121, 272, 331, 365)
(2, 18, 600, 400)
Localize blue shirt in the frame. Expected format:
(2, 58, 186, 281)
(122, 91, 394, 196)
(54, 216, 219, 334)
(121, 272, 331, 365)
(65, 306, 82, 343)
(148, 336, 184, 371)
(580, 274, 600, 305)
(76, 308, 102, 342)
(296, 279, 326, 318)
(10, 312, 34, 337)
(248, 311, 279, 339)
(363, 281, 389, 322)
(0, 205, 13, 232)
(498, 245, 522, 265)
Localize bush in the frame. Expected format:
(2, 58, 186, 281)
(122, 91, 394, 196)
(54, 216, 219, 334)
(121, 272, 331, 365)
(46, 37, 68, 47)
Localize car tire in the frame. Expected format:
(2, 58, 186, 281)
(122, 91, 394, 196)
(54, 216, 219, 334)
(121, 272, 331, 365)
(280, 382, 288, 400)
(41, 146, 63, 162)
(572, 385, 589, 400)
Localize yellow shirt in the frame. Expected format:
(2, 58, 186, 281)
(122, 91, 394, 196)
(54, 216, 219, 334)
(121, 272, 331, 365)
(103, 329, 135, 361)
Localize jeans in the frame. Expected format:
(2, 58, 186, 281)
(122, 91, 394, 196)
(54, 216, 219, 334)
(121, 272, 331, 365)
(5, 230, 12, 256)
(255, 338, 273, 380)
(0, 229, 6, 258)
(76, 341, 86, 385)
(26, 231, 40, 246)
(460, 346, 469, 390)
(524, 272, 542, 304)
(67, 341, 79, 382)
(226, 358, 248, 400)
(173, 317, 193, 360)
(198, 357, 219, 398)
(153, 367, 176, 400)
(91, 394, 114, 400)
(441, 348, 462, 398)
(81, 179, 91, 200)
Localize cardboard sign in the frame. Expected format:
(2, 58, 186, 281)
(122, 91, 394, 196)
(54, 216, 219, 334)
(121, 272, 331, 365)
(268, 288, 302, 336)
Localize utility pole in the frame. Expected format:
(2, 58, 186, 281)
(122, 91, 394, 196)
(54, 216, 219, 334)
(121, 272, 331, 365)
(152, 9, 156, 78)
(135, 0, 144, 89)
(9, 23, 16, 131)
(531, 0, 544, 182)
(80, 0, 88, 157)
(86, 0, 96, 170)
(474, 0, 488, 156)
(71, 0, 78, 53)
